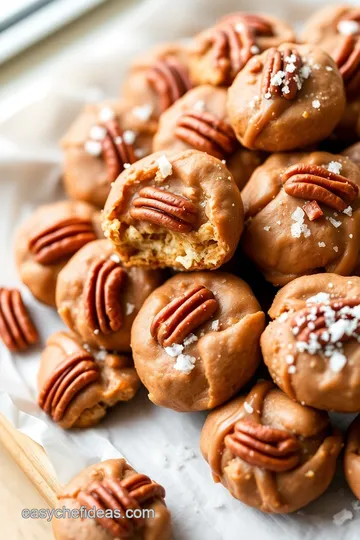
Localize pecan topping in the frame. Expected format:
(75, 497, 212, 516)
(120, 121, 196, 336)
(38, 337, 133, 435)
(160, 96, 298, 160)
(101, 120, 136, 183)
(77, 474, 165, 538)
(146, 58, 192, 113)
(84, 259, 127, 335)
(224, 420, 300, 472)
(292, 297, 360, 344)
(282, 163, 359, 213)
(29, 217, 96, 265)
(151, 284, 218, 347)
(0, 288, 38, 352)
(262, 47, 302, 100)
(205, 22, 256, 82)
(175, 111, 238, 159)
(38, 351, 100, 423)
(333, 36, 360, 98)
(219, 13, 273, 36)
(130, 187, 198, 233)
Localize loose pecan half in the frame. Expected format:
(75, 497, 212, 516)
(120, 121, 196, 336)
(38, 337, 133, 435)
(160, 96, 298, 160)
(224, 420, 300, 472)
(282, 163, 359, 213)
(0, 288, 38, 352)
(175, 111, 238, 159)
(130, 187, 198, 233)
(262, 47, 302, 100)
(219, 13, 273, 36)
(77, 474, 165, 538)
(205, 22, 256, 83)
(292, 297, 360, 344)
(38, 351, 100, 423)
(151, 284, 218, 347)
(29, 217, 97, 265)
(101, 120, 136, 183)
(84, 259, 126, 335)
(146, 58, 192, 113)
(333, 36, 360, 98)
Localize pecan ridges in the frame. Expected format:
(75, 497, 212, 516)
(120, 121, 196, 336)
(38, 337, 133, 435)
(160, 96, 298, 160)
(102, 120, 136, 183)
(224, 420, 300, 472)
(262, 47, 302, 100)
(292, 297, 360, 344)
(219, 13, 273, 36)
(146, 58, 192, 113)
(29, 217, 96, 265)
(175, 111, 238, 159)
(130, 186, 198, 233)
(0, 288, 38, 352)
(84, 259, 126, 335)
(77, 474, 165, 538)
(333, 36, 360, 98)
(282, 163, 359, 212)
(38, 351, 100, 423)
(151, 284, 218, 347)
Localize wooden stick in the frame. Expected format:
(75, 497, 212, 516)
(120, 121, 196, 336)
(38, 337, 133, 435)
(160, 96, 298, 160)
(0, 413, 61, 507)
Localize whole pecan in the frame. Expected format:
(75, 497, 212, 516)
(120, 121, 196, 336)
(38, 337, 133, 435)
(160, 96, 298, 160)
(101, 120, 136, 183)
(84, 259, 127, 335)
(38, 351, 100, 423)
(218, 13, 273, 36)
(292, 297, 360, 344)
(151, 284, 218, 347)
(29, 217, 97, 265)
(224, 420, 300, 472)
(77, 474, 165, 538)
(282, 163, 359, 213)
(175, 110, 238, 160)
(333, 36, 360, 98)
(205, 22, 256, 83)
(130, 186, 198, 233)
(146, 58, 192, 113)
(0, 288, 38, 352)
(262, 47, 302, 100)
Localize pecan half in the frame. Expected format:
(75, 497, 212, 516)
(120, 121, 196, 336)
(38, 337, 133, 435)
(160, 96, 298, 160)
(84, 259, 127, 335)
(175, 111, 238, 159)
(38, 351, 100, 423)
(205, 22, 256, 82)
(77, 474, 165, 538)
(29, 217, 97, 265)
(333, 36, 360, 98)
(151, 284, 218, 347)
(282, 163, 359, 213)
(146, 58, 192, 113)
(101, 120, 136, 183)
(292, 297, 360, 344)
(0, 288, 38, 352)
(262, 47, 302, 100)
(219, 13, 273, 36)
(130, 186, 198, 233)
(224, 420, 300, 472)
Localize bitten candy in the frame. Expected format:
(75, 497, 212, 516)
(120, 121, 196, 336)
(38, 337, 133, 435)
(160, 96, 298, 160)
(52, 459, 171, 540)
(56, 239, 163, 351)
(241, 152, 360, 286)
(261, 274, 360, 412)
(200, 381, 343, 513)
(15, 200, 101, 306)
(189, 12, 295, 86)
(131, 272, 265, 412)
(344, 415, 360, 500)
(227, 43, 345, 151)
(153, 84, 265, 190)
(38, 331, 140, 429)
(62, 101, 153, 208)
(102, 149, 243, 270)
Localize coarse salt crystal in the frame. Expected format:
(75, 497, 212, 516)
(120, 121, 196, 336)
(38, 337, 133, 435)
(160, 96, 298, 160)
(244, 401, 254, 414)
(94, 329, 100, 335)
(343, 206, 353, 216)
(99, 106, 115, 122)
(312, 99, 321, 109)
(110, 253, 121, 263)
(334, 246, 339, 252)
(300, 65, 312, 79)
(123, 163, 131, 169)
(90, 125, 107, 141)
(157, 155, 172, 178)
(84, 140, 102, 156)
(183, 333, 198, 347)
(350, 234, 354, 239)
(132, 103, 153, 121)
(123, 130, 137, 145)
(325, 66, 333, 71)
(318, 242, 326, 247)
(264, 92, 272, 99)
(251, 45, 260, 54)
(307, 292, 330, 305)
(286, 354, 295, 364)
(288, 365, 296, 374)
(327, 161, 342, 174)
(329, 351, 347, 373)
(126, 303, 135, 315)
(165, 343, 184, 357)
(337, 20, 360, 36)
(211, 319, 220, 331)
(193, 100, 206, 112)
(329, 217, 342, 228)
(333, 508, 353, 526)
(264, 225, 271, 232)
(174, 354, 196, 374)
(292, 206, 305, 223)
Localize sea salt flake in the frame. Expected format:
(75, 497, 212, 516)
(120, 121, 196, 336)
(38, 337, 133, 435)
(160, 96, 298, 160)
(123, 163, 131, 169)
(337, 20, 360, 36)
(193, 100, 206, 112)
(90, 125, 106, 141)
(333, 508, 353, 526)
(327, 161, 342, 174)
(183, 333, 198, 347)
(300, 65, 312, 79)
(307, 292, 330, 305)
(318, 242, 326, 247)
(244, 401, 254, 414)
(286, 354, 295, 364)
(110, 253, 121, 263)
(343, 206, 353, 216)
(350, 234, 354, 239)
(174, 354, 196, 374)
(250, 45, 260, 54)
(263, 225, 271, 232)
(329, 217, 342, 228)
(292, 206, 305, 223)
(288, 365, 296, 374)
(126, 303, 135, 315)
(329, 351, 347, 373)
(123, 130, 136, 145)
(157, 155, 173, 178)
(325, 66, 333, 72)
(99, 106, 115, 122)
(132, 103, 153, 121)
(84, 140, 102, 156)
(312, 99, 321, 109)
(211, 319, 220, 331)
(334, 246, 339, 252)
(264, 92, 272, 99)
(165, 343, 184, 357)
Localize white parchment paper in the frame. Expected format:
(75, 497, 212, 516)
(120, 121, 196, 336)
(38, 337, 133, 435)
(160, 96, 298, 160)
(0, 0, 360, 538)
